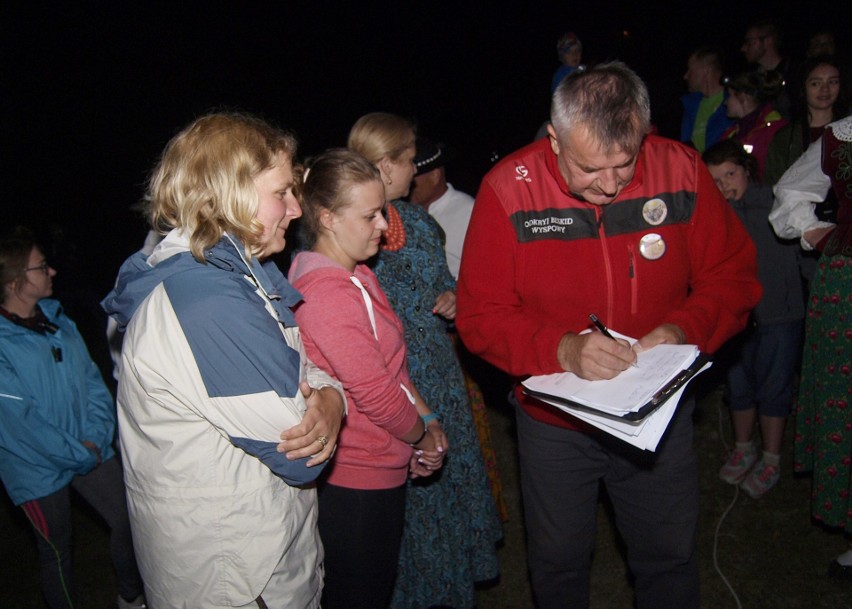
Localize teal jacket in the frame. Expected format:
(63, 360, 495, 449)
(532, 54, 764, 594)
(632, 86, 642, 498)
(0, 299, 115, 504)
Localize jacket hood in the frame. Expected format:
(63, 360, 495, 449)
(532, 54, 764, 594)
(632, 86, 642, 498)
(288, 250, 355, 286)
(102, 229, 303, 329)
(0, 298, 63, 339)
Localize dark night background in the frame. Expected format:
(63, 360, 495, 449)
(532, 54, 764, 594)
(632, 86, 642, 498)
(2, 3, 851, 605)
(1, 0, 846, 350)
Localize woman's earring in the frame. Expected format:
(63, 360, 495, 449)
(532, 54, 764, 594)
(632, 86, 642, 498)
(386, 176, 393, 185)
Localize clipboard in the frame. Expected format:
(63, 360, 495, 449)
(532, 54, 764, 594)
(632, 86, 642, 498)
(522, 353, 712, 422)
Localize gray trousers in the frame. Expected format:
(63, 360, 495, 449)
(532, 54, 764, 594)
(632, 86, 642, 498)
(515, 396, 699, 609)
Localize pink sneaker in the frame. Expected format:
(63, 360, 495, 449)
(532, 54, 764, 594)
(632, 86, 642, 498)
(719, 446, 757, 484)
(740, 461, 780, 499)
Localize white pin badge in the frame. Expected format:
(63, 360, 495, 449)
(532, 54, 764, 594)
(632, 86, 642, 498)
(639, 233, 666, 260)
(642, 198, 668, 226)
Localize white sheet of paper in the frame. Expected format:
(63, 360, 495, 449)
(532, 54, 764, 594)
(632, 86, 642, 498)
(522, 342, 700, 415)
(535, 362, 711, 451)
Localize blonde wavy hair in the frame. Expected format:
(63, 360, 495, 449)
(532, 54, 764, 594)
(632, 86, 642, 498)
(148, 112, 297, 261)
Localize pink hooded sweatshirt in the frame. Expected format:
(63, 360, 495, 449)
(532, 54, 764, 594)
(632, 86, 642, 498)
(289, 251, 419, 489)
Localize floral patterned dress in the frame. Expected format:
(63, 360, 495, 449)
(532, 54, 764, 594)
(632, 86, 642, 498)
(791, 120, 852, 530)
(373, 200, 501, 609)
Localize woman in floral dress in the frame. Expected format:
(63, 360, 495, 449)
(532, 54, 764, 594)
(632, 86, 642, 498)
(770, 114, 852, 578)
(349, 112, 502, 608)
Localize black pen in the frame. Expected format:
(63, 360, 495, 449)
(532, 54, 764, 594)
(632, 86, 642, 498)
(588, 313, 615, 340)
(589, 313, 639, 367)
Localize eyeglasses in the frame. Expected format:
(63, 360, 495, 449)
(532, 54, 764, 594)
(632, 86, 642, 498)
(25, 261, 51, 274)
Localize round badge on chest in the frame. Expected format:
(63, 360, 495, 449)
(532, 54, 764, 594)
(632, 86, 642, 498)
(642, 198, 668, 226)
(639, 233, 666, 260)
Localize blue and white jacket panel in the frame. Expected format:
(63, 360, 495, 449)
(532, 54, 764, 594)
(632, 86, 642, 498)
(0, 299, 116, 505)
(102, 231, 342, 608)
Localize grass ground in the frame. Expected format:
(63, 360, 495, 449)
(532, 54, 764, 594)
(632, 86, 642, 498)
(474, 376, 851, 609)
(1, 377, 849, 608)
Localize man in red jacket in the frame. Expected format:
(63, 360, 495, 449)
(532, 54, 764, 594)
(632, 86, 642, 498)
(456, 62, 761, 609)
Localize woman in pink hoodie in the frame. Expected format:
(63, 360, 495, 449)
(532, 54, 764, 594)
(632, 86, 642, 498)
(288, 148, 447, 609)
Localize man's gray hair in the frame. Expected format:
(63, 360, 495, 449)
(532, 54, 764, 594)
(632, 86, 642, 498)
(550, 61, 651, 156)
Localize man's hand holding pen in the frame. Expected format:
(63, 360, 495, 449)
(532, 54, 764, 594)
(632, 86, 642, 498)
(557, 331, 637, 381)
(558, 318, 687, 381)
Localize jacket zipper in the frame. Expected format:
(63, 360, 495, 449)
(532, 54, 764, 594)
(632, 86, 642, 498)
(628, 243, 638, 316)
(597, 208, 615, 322)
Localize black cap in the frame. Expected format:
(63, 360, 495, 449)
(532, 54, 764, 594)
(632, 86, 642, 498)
(413, 137, 449, 175)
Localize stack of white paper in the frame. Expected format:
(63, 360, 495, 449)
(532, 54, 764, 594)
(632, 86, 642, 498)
(522, 339, 710, 451)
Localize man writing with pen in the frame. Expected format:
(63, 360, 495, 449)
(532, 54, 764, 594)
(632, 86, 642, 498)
(456, 62, 761, 609)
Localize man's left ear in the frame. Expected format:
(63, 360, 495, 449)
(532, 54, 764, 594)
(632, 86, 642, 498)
(546, 124, 560, 155)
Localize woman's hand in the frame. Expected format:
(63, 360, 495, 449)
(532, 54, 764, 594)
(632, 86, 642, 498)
(424, 421, 448, 454)
(433, 290, 456, 320)
(277, 382, 345, 467)
(409, 421, 448, 478)
(409, 452, 431, 479)
(803, 225, 835, 249)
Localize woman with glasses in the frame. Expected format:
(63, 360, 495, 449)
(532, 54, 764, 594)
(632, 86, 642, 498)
(0, 227, 145, 609)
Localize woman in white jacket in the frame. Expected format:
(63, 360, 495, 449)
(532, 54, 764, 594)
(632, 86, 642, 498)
(102, 113, 346, 609)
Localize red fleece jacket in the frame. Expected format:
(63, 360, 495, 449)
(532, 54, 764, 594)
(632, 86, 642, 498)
(456, 135, 761, 430)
